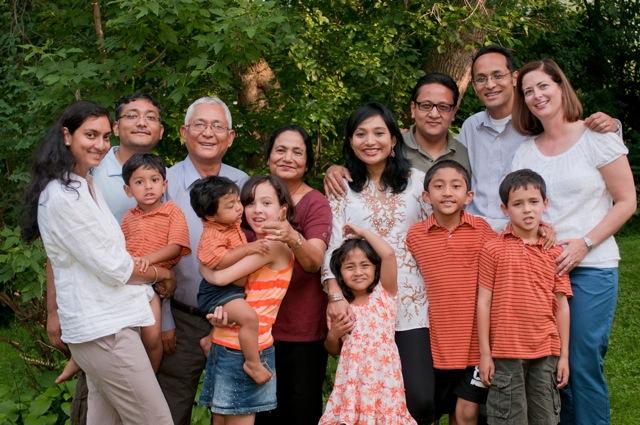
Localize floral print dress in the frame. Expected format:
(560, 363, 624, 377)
(319, 284, 417, 425)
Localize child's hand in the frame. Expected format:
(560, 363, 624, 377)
(134, 256, 151, 273)
(343, 223, 366, 239)
(479, 354, 495, 386)
(556, 356, 569, 389)
(246, 240, 270, 256)
(328, 314, 355, 340)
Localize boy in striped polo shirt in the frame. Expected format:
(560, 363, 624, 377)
(477, 169, 572, 424)
(406, 160, 496, 425)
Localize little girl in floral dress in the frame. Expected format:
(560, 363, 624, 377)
(320, 224, 416, 425)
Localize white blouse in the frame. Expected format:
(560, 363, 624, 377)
(512, 129, 628, 268)
(323, 169, 430, 331)
(38, 174, 153, 343)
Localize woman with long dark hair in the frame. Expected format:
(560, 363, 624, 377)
(22, 100, 173, 425)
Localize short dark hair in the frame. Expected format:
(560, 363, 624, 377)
(265, 125, 315, 174)
(471, 45, 517, 76)
(240, 175, 295, 225)
(190, 176, 239, 219)
(423, 159, 471, 191)
(343, 102, 411, 194)
(329, 238, 380, 303)
(122, 153, 166, 185)
(115, 93, 162, 121)
(410, 72, 460, 106)
(499, 169, 547, 205)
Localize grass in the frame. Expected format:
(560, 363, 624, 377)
(1, 235, 639, 423)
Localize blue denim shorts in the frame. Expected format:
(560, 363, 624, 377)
(198, 344, 276, 415)
(197, 279, 245, 313)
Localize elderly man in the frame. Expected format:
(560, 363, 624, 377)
(156, 97, 249, 425)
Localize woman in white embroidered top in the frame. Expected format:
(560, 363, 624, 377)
(21, 101, 174, 425)
(322, 102, 434, 424)
(511, 59, 636, 425)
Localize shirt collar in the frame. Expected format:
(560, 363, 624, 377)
(203, 218, 242, 232)
(104, 147, 123, 177)
(425, 210, 477, 231)
(501, 223, 544, 246)
(476, 110, 513, 132)
(129, 201, 172, 217)
(404, 125, 458, 154)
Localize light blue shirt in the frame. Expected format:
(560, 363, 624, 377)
(161, 156, 249, 331)
(91, 147, 136, 223)
(457, 111, 527, 231)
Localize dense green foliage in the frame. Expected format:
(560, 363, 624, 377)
(0, 0, 638, 422)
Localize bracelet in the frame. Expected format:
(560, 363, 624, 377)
(291, 232, 304, 249)
(151, 266, 159, 285)
(328, 292, 345, 303)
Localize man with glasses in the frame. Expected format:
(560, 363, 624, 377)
(156, 97, 249, 425)
(324, 72, 469, 197)
(459, 45, 619, 231)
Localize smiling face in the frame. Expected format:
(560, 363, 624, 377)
(521, 69, 563, 123)
(349, 114, 396, 170)
(501, 184, 548, 239)
(243, 181, 287, 236)
(210, 192, 243, 225)
(181, 103, 235, 166)
(64, 115, 112, 177)
(423, 166, 473, 219)
(113, 99, 164, 151)
(268, 130, 307, 183)
(124, 166, 167, 211)
(340, 247, 376, 296)
(472, 52, 517, 119)
(410, 83, 457, 142)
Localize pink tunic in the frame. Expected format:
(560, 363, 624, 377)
(320, 285, 417, 425)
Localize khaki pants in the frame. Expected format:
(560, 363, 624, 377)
(68, 327, 172, 425)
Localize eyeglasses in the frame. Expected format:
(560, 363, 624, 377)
(118, 112, 161, 123)
(473, 71, 512, 85)
(414, 101, 455, 114)
(186, 121, 230, 135)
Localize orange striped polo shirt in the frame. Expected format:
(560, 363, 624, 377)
(478, 225, 573, 359)
(120, 201, 191, 268)
(406, 211, 496, 369)
(198, 219, 247, 269)
(212, 254, 294, 350)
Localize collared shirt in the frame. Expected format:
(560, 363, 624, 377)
(120, 201, 191, 269)
(38, 174, 153, 343)
(198, 219, 247, 269)
(478, 225, 572, 359)
(406, 211, 496, 369)
(457, 111, 528, 231)
(92, 146, 137, 223)
(402, 125, 471, 175)
(162, 156, 249, 331)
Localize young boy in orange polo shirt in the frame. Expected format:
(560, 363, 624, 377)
(406, 160, 496, 425)
(477, 169, 572, 425)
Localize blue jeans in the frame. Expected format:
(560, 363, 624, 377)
(560, 267, 618, 425)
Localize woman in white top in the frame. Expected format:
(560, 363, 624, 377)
(511, 59, 636, 425)
(22, 101, 174, 425)
(323, 102, 433, 423)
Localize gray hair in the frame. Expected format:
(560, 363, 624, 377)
(183, 96, 233, 129)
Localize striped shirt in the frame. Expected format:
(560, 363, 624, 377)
(478, 225, 572, 359)
(120, 201, 191, 268)
(406, 211, 496, 369)
(213, 255, 294, 350)
(197, 219, 247, 269)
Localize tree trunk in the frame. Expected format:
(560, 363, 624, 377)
(235, 57, 280, 111)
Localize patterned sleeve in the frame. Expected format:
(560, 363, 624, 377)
(550, 246, 573, 297)
(197, 227, 229, 269)
(322, 188, 347, 283)
(166, 202, 191, 258)
(299, 190, 332, 244)
(478, 241, 497, 291)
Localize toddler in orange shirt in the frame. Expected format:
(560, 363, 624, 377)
(406, 160, 495, 425)
(56, 153, 190, 382)
(477, 169, 572, 424)
(190, 176, 272, 385)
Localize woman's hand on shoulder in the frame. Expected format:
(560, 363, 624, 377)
(323, 165, 352, 198)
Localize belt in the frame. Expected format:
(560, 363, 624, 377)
(170, 299, 206, 318)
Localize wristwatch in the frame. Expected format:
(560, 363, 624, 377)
(328, 293, 345, 303)
(583, 236, 594, 251)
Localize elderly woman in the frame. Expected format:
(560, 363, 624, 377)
(21, 101, 174, 424)
(322, 103, 434, 424)
(252, 125, 332, 425)
(511, 59, 636, 425)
